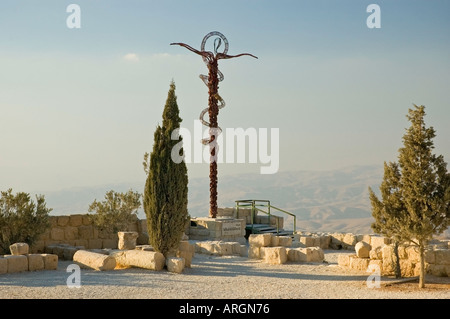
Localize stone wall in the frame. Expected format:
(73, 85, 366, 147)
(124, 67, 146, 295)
(31, 214, 148, 253)
(248, 233, 325, 265)
(338, 240, 450, 277)
(1, 243, 58, 274)
(292, 231, 391, 251)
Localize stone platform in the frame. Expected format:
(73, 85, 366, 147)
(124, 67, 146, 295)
(188, 217, 246, 244)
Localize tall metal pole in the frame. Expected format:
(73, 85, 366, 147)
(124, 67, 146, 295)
(171, 31, 257, 218)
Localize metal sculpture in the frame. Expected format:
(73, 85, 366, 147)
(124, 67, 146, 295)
(171, 31, 257, 218)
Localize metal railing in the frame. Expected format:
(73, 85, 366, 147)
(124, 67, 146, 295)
(235, 199, 296, 235)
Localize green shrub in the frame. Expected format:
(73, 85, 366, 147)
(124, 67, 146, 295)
(88, 189, 141, 234)
(0, 189, 52, 254)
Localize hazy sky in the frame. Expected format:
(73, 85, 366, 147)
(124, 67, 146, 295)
(1, 0, 449, 194)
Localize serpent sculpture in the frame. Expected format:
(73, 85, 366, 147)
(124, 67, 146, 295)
(171, 31, 257, 218)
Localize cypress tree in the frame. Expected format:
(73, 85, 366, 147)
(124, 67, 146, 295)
(369, 162, 405, 278)
(143, 81, 189, 258)
(369, 105, 450, 288)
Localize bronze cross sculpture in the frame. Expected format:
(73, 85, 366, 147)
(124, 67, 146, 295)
(171, 31, 257, 218)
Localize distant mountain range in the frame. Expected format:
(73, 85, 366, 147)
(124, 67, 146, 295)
(43, 164, 449, 237)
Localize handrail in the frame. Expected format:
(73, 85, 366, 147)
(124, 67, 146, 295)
(235, 199, 296, 235)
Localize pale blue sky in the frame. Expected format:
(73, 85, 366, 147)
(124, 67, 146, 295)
(1, 0, 449, 193)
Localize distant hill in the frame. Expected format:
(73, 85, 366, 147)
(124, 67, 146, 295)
(189, 165, 384, 234)
(42, 164, 449, 237)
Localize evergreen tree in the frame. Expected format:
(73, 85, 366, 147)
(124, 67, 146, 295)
(369, 105, 450, 288)
(143, 81, 189, 258)
(369, 162, 405, 278)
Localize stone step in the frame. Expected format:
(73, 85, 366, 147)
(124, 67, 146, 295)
(245, 224, 293, 237)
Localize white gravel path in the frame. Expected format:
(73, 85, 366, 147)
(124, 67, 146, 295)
(0, 250, 448, 299)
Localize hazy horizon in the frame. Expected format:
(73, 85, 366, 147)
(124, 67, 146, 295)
(1, 1, 449, 196)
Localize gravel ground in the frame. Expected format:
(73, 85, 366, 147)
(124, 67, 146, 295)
(0, 250, 448, 299)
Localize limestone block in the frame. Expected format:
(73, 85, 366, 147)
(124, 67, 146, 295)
(217, 207, 234, 217)
(369, 246, 383, 260)
(397, 245, 408, 259)
(112, 250, 165, 271)
(118, 231, 139, 250)
(50, 228, 65, 241)
(286, 248, 295, 262)
(270, 236, 279, 247)
(349, 256, 370, 271)
(6, 255, 28, 273)
(57, 216, 70, 226)
(248, 246, 261, 259)
(370, 236, 391, 249)
(278, 236, 292, 247)
(49, 245, 65, 257)
(39, 229, 51, 241)
(177, 250, 192, 268)
(319, 235, 331, 249)
(309, 247, 324, 262)
(9, 243, 29, 255)
(73, 250, 116, 271)
(137, 232, 150, 245)
(300, 236, 315, 247)
(435, 249, 450, 265)
(287, 248, 308, 262)
(343, 233, 357, 247)
(259, 247, 267, 260)
(230, 242, 242, 255)
(248, 234, 272, 247)
(355, 241, 372, 258)
(303, 248, 314, 262)
(399, 260, 416, 277)
(356, 234, 372, 246)
(0, 258, 8, 274)
(337, 254, 353, 267)
(69, 214, 83, 227)
(64, 226, 78, 241)
(381, 244, 394, 261)
(178, 241, 192, 253)
(263, 247, 287, 265)
(27, 254, 44, 271)
(82, 215, 92, 225)
(166, 257, 185, 274)
(424, 250, 435, 264)
(102, 239, 118, 249)
(428, 264, 450, 277)
(88, 239, 103, 249)
(368, 259, 383, 272)
(195, 242, 216, 255)
(49, 216, 58, 227)
(78, 225, 94, 240)
(44, 244, 56, 254)
(216, 242, 233, 255)
(41, 254, 58, 270)
(312, 237, 320, 248)
(330, 233, 345, 250)
(381, 245, 396, 275)
(63, 247, 79, 260)
(405, 246, 420, 263)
